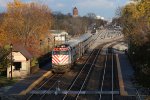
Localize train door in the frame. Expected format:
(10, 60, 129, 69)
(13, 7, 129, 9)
(81, 42, 83, 56)
(82, 41, 84, 55)
(68, 49, 72, 64)
(76, 45, 79, 58)
(71, 47, 76, 63)
(79, 43, 81, 57)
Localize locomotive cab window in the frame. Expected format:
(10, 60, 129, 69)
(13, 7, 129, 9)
(53, 51, 69, 55)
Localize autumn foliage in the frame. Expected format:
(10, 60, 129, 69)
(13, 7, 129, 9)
(121, 0, 150, 45)
(120, 0, 150, 87)
(0, 1, 53, 57)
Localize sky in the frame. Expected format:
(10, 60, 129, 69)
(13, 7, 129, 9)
(0, 0, 130, 20)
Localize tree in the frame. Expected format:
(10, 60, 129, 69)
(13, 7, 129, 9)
(51, 13, 88, 36)
(86, 13, 96, 19)
(0, 13, 8, 46)
(0, 47, 10, 75)
(121, 1, 150, 46)
(119, 0, 150, 87)
(2, 1, 53, 56)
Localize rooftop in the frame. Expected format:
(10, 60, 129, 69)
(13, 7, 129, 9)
(13, 44, 33, 60)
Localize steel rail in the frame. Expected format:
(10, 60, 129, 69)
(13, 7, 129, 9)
(26, 74, 56, 100)
(99, 46, 116, 100)
(62, 49, 96, 100)
(75, 49, 101, 100)
(99, 48, 108, 100)
(40, 74, 62, 100)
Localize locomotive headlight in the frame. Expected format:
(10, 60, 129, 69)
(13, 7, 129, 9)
(61, 45, 65, 48)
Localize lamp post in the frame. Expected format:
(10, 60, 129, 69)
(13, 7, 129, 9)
(10, 44, 13, 80)
(48, 38, 50, 52)
(40, 39, 42, 49)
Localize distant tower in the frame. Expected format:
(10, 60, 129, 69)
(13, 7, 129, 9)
(73, 7, 78, 17)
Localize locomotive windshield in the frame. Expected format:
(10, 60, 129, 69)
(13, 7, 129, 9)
(53, 51, 69, 55)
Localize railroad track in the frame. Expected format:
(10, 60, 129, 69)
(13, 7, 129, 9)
(25, 47, 99, 100)
(27, 41, 132, 100)
(70, 43, 120, 100)
(98, 42, 136, 100)
(27, 44, 118, 100)
(99, 47, 116, 100)
(26, 74, 63, 100)
(62, 49, 101, 100)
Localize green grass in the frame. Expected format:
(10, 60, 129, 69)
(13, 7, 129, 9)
(0, 76, 17, 87)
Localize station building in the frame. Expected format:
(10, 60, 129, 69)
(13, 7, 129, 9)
(49, 30, 69, 46)
(7, 44, 33, 78)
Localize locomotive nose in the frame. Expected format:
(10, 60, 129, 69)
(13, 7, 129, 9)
(52, 55, 69, 65)
(59, 55, 69, 64)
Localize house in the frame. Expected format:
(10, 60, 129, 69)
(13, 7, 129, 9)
(7, 44, 33, 78)
(49, 30, 70, 46)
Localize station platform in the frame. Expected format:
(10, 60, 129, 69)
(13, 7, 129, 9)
(1, 70, 47, 95)
(0, 63, 52, 95)
(114, 50, 137, 96)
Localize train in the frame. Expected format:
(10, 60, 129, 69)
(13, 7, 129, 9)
(51, 33, 93, 73)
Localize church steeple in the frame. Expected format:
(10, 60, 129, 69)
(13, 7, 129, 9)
(73, 7, 78, 17)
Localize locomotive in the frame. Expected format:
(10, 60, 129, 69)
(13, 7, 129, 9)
(52, 33, 93, 73)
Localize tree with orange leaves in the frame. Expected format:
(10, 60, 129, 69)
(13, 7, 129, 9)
(2, 1, 53, 56)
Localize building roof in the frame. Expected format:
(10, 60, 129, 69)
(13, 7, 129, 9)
(67, 33, 92, 47)
(74, 7, 77, 9)
(50, 30, 68, 35)
(13, 44, 33, 60)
